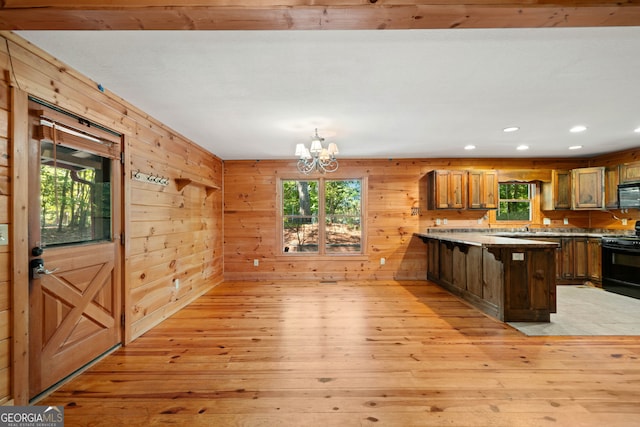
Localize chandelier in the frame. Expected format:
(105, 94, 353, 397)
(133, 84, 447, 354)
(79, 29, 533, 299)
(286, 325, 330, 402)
(294, 128, 339, 174)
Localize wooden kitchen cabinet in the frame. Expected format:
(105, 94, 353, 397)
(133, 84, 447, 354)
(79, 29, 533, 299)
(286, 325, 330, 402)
(542, 170, 572, 210)
(572, 166, 605, 210)
(546, 237, 595, 283)
(604, 165, 620, 209)
(468, 170, 498, 209)
(573, 237, 589, 279)
(619, 161, 640, 184)
(587, 238, 602, 283)
(556, 237, 588, 281)
(426, 238, 439, 281)
(426, 170, 467, 210)
(559, 237, 574, 279)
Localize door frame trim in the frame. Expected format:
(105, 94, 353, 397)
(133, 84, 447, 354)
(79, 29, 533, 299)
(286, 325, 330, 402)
(10, 91, 126, 404)
(10, 85, 30, 406)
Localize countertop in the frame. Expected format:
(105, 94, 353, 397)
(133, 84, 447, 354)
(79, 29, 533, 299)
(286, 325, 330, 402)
(492, 231, 621, 239)
(414, 232, 560, 248)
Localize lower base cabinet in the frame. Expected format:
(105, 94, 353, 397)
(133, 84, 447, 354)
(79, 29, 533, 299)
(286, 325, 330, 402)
(530, 237, 602, 285)
(422, 236, 556, 322)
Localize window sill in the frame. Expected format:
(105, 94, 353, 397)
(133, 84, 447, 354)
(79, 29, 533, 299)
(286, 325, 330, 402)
(276, 254, 368, 261)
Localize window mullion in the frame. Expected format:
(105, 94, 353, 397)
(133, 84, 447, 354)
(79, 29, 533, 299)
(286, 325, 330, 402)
(318, 178, 326, 256)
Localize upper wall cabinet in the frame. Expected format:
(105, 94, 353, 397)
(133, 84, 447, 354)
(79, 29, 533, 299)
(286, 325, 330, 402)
(468, 170, 499, 209)
(542, 170, 572, 210)
(571, 166, 605, 210)
(604, 165, 620, 209)
(619, 161, 640, 184)
(425, 170, 467, 210)
(542, 167, 606, 210)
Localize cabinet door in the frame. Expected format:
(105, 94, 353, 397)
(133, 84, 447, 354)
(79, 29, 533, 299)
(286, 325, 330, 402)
(426, 170, 450, 210)
(560, 238, 574, 279)
(587, 238, 602, 283)
(468, 170, 483, 209)
(469, 170, 498, 209)
(428, 170, 467, 210)
(553, 170, 572, 209)
(619, 161, 640, 184)
(604, 166, 619, 209)
(573, 238, 588, 279)
(482, 170, 499, 209)
(572, 167, 605, 210)
(448, 170, 467, 209)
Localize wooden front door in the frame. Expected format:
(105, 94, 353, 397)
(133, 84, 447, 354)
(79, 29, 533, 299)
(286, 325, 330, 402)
(27, 101, 122, 399)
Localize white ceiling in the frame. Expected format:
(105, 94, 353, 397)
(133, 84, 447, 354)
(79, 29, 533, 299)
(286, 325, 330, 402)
(17, 27, 640, 160)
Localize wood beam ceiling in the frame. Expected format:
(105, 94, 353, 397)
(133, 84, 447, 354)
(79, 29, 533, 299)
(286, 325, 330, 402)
(1, 1, 640, 30)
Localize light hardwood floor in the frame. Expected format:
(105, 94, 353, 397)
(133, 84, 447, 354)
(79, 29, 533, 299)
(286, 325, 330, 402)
(40, 280, 640, 426)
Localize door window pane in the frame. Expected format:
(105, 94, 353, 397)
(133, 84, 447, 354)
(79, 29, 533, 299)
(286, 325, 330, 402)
(40, 141, 112, 246)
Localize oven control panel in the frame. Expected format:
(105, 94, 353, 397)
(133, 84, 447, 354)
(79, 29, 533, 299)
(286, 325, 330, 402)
(602, 237, 640, 249)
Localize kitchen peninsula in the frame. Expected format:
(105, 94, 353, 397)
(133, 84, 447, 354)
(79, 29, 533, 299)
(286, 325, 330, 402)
(415, 232, 559, 322)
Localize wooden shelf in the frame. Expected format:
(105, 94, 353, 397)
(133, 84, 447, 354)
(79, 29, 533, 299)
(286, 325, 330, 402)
(175, 178, 220, 197)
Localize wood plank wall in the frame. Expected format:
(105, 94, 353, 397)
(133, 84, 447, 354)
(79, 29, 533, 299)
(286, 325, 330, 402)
(0, 32, 223, 403)
(224, 156, 640, 282)
(0, 79, 11, 404)
(0, 29, 637, 404)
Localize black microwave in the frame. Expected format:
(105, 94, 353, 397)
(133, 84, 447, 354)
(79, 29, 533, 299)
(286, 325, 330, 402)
(618, 182, 640, 209)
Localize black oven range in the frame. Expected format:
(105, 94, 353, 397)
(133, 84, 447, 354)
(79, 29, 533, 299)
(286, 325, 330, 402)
(602, 220, 640, 299)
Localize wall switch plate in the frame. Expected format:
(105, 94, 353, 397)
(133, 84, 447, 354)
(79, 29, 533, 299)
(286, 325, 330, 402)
(0, 224, 7, 246)
(253, 259, 259, 267)
(543, 218, 551, 225)
(563, 218, 569, 225)
(173, 279, 180, 289)
(435, 219, 441, 226)
(622, 218, 628, 226)
(380, 257, 386, 265)
(443, 218, 448, 225)
(512, 253, 525, 261)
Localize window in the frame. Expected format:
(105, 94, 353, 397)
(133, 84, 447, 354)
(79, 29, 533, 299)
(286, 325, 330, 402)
(497, 183, 533, 221)
(281, 178, 362, 254)
(39, 141, 112, 246)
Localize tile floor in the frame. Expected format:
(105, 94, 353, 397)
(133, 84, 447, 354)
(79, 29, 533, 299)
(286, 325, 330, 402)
(509, 284, 640, 336)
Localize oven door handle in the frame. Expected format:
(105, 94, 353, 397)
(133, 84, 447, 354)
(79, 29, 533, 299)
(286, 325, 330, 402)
(602, 245, 639, 253)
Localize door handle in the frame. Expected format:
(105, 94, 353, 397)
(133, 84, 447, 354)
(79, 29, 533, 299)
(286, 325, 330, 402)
(30, 258, 59, 279)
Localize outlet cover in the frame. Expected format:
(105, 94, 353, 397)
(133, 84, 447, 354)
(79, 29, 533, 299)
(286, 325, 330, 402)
(253, 259, 259, 267)
(380, 257, 386, 265)
(543, 218, 551, 225)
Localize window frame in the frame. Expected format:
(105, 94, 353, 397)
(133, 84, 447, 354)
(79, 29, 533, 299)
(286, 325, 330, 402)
(496, 182, 535, 222)
(278, 176, 367, 257)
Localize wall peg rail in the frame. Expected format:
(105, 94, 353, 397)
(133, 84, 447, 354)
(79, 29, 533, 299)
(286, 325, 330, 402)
(131, 170, 170, 186)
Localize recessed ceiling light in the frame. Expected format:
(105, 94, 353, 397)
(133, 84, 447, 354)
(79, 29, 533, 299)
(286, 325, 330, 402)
(569, 145, 583, 150)
(570, 125, 587, 133)
(503, 126, 519, 133)
(516, 145, 529, 151)
(464, 145, 476, 150)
